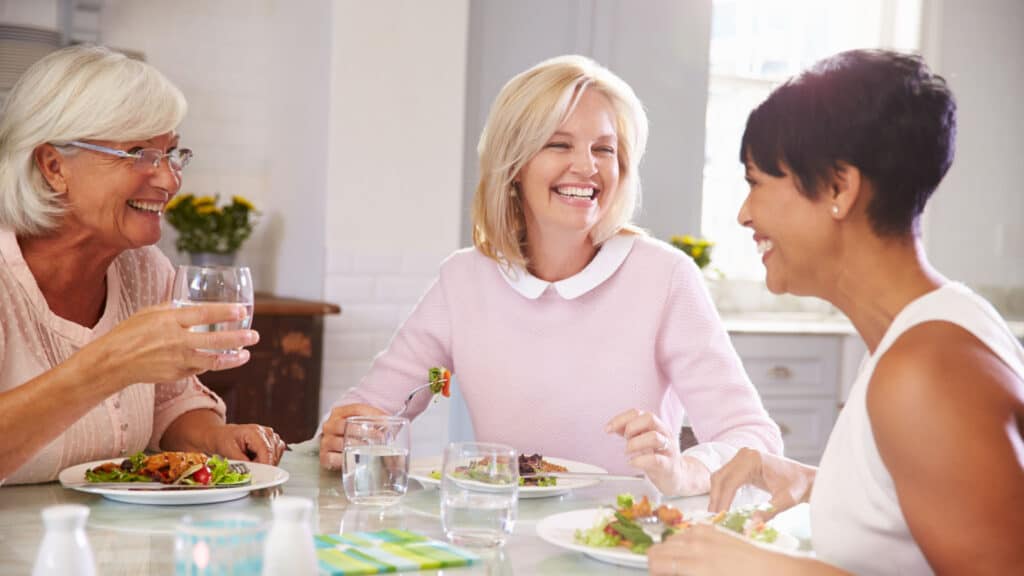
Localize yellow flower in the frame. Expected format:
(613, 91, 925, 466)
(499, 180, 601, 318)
(692, 246, 704, 258)
(232, 195, 255, 211)
(164, 193, 190, 211)
(193, 196, 216, 206)
(195, 204, 220, 215)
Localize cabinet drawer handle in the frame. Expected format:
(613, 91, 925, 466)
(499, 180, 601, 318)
(767, 365, 793, 379)
(779, 423, 791, 436)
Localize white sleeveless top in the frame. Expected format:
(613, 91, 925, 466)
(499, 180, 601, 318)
(810, 283, 1024, 575)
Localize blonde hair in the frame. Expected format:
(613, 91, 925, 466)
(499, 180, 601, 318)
(0, 44, 187, 234)
(472, 55, 649, 269)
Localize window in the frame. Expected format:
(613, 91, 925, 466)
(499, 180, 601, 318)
(701, 0, 922, 280)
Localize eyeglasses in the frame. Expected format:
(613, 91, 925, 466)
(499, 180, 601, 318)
(62, 140, 193, 173)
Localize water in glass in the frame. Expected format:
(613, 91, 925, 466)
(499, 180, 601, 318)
(341, 417, 410, 506)
(440, 442, 518, 547)
(171, 265, 254, 354)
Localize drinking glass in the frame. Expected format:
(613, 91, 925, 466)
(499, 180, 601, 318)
(341, 416, 410, 506)
(173, 514, 267, 576)
(171, 265, 254, 354)
(440, 442, 518, 547)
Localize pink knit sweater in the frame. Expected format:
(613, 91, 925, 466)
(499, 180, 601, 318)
(334, 234, 782, 474)
(0, 229, 226, 485)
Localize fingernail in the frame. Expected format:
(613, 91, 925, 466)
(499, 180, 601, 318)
(246, 330, 259, 344)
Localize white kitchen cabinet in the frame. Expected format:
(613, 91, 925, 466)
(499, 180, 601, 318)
(729, 331, 866, 465)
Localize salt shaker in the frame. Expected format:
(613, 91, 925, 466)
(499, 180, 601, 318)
(262, 496, 316, 575)
(32, 504, 97, 576)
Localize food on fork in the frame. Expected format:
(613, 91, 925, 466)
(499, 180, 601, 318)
(428, 366, 452, 398)
(84, 451, 251, 486)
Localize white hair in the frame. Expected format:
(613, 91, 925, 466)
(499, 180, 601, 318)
(0, 44, 187, 234)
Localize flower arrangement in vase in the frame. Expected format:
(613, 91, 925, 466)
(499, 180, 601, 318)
(164, 194, 258, 265)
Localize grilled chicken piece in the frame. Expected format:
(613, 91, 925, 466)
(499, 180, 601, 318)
(141, 452, 208, 483)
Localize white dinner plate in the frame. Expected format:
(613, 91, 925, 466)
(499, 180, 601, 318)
(58, 459, 289, 505)
(409, 456, 606, 499)
(536, 508, 801, 570)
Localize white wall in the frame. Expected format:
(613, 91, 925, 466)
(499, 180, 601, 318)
(922, 0, 1024, 291)
(100, 0, 330, 298)
(322, 0, 469, 453)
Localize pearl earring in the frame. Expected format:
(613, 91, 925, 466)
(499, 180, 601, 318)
(831, 204, 840, 216)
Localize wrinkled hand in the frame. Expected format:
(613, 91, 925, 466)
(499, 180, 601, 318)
(708, 447, 816, 521)
(605, 408, 710, 496)
(206, 424, 286, 465)
(319, 403, 388, 470)
(84, 303, 258, 388)
(648, 524, 770, 576)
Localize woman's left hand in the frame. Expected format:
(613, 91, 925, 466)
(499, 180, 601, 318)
(206, 424, 287, 465)
(605, 408, 710, 495)
(648, 524, 770, 576)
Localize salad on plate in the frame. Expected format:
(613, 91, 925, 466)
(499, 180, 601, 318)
(84, 451, 251, 486)
(575, 494, 786, 555)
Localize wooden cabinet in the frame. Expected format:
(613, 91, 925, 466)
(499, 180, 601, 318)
(200, 293, 340, 443)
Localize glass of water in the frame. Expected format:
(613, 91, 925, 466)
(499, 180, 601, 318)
(440, 442, 518, 547)
(171, 265, 254, 354)
(341, 416, 410, 506)
(174, 514, 267, 576)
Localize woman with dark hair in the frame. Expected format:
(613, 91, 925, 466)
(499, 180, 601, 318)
(648, 49, 1024, 575)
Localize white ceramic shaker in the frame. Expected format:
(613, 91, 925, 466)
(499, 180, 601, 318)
(32, 504, 97, 576)
(262, 496, 317, 575)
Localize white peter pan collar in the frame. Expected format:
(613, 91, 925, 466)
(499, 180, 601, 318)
(498, 233, 637, 300)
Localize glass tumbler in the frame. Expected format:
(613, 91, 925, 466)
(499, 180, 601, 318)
(173, 514, 267, 576)
(440, 442, 518, 547)
(171, 265, 254, 354)
(341, 416, 410, 506)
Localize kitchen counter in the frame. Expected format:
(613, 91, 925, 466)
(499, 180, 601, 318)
(721, 311, 1024, 340)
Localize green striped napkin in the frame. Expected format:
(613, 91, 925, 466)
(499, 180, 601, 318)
(315, 529, 479, 575)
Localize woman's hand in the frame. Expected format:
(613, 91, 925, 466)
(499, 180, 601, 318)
(83, 303, 258, 390)
(648, 524, 773, 576)
(206, 423, 287, 465)
(708, 448, 816, 520)
(605, 408, 710, 496)
(319, 403, 388, 470)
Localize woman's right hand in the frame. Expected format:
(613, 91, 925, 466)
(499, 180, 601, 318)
(319, 403, 388, 470)
(707, 447, 817, 521)
(82, 303, 258, 388)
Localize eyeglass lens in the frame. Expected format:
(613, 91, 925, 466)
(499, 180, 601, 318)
(135, 149, 191, 171)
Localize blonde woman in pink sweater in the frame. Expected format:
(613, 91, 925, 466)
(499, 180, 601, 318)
(320, 55, 782, 496)
(0, 46, 283, 485)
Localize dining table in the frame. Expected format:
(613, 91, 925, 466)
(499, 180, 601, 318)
(0, 443, 812, 575)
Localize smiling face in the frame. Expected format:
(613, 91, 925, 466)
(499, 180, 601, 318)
(515, 89, 620, 243)
(52, 132, 182, 252)
(737, 159, 836, 296)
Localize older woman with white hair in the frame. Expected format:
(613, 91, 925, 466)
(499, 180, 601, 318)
(320, 55, 782, 495)
(0, 44, 284, 485)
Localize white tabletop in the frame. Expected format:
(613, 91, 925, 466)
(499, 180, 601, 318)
(0, 449, 811, 574)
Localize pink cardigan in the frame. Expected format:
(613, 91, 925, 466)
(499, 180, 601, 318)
(0, 229, 225, 485)
(334, 234, 782, 474)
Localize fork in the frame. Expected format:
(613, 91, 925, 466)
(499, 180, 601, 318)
(395, 382, 436, 417)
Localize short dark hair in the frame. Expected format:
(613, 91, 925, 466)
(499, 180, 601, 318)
(740, 49, 957, 236)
